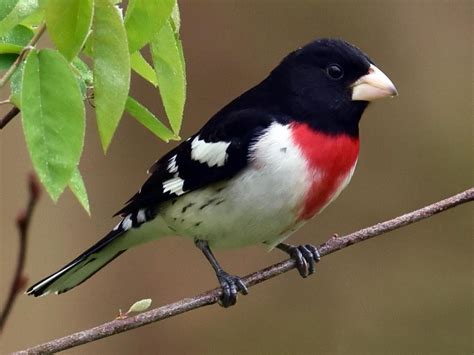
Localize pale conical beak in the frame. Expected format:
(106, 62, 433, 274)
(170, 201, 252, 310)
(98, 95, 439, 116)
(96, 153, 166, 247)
(351, 64, 398, 101)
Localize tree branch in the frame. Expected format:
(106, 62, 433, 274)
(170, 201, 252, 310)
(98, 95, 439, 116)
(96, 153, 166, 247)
(0, 107, 20, 130)
(15, 187, 473, 354)
(0, 24, 46, 89)
(0, 174, 41, 333)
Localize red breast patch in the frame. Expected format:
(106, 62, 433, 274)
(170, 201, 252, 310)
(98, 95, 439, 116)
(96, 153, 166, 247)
(291, 123, 360, 220)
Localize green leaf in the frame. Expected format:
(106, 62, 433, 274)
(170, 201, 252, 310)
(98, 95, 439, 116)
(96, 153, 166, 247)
(0, 0, 40, 36)
(92, 0, 130, 152)
(45, 0, 93, 61)
(82, 35, 92, 57)
(130, 51, 157, 86)
(125, 96, 176, 142)
(150, 19, 186, 134)
(169, 3, 184, 74)
(127, 298, 152, 314)
(21, 49, 85, 201)
(73, 71, 88, 99)
(72, 57, 93, 85)
(124, 0, 175, 53)
(0, 24, 33, 53)
(0, 0, 19, 23)
(0, 42, 22, 53)
(170, 2, 180, 33)
(69, 167, 90, 215)
(0, 53, 17, 71)
(71, 57, 93, 98)
(19, 4, 43, 27)
(9, 60, 23, 106)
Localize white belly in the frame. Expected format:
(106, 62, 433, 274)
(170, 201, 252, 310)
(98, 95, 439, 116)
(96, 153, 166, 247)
(160, 123, 311, 249)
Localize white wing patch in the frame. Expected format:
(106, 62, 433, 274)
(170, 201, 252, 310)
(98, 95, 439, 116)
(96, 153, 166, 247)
(164, 154, 186, 195)
(121, 214, 133, 230)
(136, 209, 147, 223)
(191, 135, 231, 167)
(167, 154, 178, 173)
(163, 175, 186, 195)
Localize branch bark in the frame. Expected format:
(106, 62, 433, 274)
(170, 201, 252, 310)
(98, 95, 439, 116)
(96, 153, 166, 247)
(0, 106, 20, 129)
(15, 187, 474, 354)
(0, 174, 40, 333)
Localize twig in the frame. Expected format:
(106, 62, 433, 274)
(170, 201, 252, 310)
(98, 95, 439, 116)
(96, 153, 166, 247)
(0, 23, 46, 89)
(0, 107, 20, 129)
(15, 187, 473, 354)
(0, 174, 41, 333)
(0, 24, 45, 130)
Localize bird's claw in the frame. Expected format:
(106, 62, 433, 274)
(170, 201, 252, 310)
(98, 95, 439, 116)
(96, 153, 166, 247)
(287, 244, 321, 278)
(216, 271, 248, 308)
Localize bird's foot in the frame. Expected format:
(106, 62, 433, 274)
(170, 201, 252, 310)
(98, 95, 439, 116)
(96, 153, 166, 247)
(277, 243, 321, 278)
(216, 271, 248, 308)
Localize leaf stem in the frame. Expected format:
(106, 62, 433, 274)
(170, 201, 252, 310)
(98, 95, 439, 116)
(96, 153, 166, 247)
(0, 23, 46, 89)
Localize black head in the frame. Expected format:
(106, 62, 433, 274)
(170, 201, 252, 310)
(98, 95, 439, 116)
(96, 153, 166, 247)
(263, 38, 397, 136)
(212, 38, 397, 138)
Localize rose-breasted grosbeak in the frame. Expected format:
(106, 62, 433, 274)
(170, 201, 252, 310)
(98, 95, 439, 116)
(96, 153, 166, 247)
(27, 38, 397, 307)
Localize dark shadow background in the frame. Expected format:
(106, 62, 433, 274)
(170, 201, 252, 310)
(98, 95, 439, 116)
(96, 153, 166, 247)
(1, 1, 472, 354)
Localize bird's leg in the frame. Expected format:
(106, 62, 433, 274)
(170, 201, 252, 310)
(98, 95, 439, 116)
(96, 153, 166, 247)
(276, 243, 321, 278)
(194, 239, 248, 308)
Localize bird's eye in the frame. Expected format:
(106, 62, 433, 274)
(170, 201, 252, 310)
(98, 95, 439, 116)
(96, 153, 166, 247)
(326, 64, 344, 80)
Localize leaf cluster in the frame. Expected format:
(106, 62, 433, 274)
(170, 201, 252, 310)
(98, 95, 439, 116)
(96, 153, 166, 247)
(0, 0, 186, 214)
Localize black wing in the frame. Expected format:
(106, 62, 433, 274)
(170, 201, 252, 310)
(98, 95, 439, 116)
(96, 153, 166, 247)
(115, 109, 285, 218)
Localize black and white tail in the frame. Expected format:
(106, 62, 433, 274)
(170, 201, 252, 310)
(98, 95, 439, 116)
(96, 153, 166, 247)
(26, 226, 129, 296)
(25, 209, 161, 297)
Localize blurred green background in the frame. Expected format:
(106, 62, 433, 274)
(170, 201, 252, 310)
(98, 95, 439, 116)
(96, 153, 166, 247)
(1, 1, 472, 354)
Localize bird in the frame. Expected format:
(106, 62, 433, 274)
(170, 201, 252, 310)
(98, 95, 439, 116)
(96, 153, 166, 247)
(26, 38, 397, 307)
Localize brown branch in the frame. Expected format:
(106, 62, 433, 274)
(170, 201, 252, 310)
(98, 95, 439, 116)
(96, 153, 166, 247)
(0, 106, 20, 129)
(0, 174, 41, 333)
(15, 187, 474, 354)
